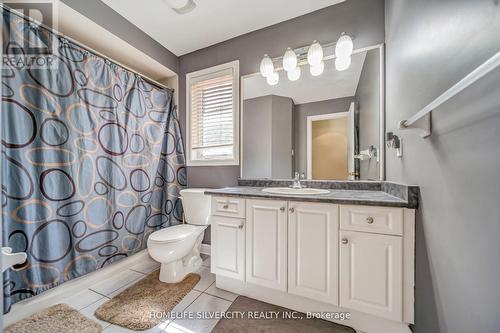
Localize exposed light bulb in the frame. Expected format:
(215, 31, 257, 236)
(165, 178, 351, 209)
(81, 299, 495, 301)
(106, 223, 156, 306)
(335, 56, 351, 71)
(310, 61, 325, 76)
(282, 48, 298, 72)
(260, 54, 274, 78)
(335, 33, 353, 59)
(307, 41, 323, 66)
(287, 66, 301, 81)
(266, 71, 279, 86)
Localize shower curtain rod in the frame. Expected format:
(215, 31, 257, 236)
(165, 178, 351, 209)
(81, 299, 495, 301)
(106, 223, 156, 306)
(1, 4, 174, 93)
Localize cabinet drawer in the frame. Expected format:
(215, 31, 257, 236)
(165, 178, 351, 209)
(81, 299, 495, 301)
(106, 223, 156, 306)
(212, 196, 245, 218)
(340, 205, 403, 236)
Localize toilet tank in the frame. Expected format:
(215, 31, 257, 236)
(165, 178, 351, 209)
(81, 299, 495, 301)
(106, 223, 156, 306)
(179, 188, 211, 225)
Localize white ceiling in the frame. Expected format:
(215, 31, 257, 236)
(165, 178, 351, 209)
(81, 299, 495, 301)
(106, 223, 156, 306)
(100, 0, 345, 56)
(243, 52, 367, 105)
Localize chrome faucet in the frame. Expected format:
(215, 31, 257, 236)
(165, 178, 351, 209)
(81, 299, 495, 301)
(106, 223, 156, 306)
(292, 172, 305, 189)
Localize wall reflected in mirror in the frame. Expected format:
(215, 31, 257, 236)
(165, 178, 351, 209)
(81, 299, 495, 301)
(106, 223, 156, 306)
(241, 46, 383, 181)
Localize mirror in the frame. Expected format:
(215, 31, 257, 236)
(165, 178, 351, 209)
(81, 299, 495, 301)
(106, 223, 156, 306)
(241, 45, 384, 181)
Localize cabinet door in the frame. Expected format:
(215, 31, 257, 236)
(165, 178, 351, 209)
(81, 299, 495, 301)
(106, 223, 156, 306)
(246, 199, 287, 291)
(340, 231, 403, 321)
(211, 215, 245, 280)
(288, 202, 339, 305)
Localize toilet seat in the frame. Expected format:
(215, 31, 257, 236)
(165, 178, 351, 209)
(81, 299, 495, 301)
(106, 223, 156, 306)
(148, 224, 204, 244)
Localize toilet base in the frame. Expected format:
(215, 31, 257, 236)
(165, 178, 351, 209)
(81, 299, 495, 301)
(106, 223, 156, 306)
(158, 230, 205, 283)
(159, 258, 202, 283)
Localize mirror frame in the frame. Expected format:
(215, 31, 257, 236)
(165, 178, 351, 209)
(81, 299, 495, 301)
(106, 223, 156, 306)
(239, 43, 385, 181)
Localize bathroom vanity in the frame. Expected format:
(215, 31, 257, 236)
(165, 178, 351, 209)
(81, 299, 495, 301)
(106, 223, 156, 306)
(208, 41, 416, 333)
(206, 181, 418, 333)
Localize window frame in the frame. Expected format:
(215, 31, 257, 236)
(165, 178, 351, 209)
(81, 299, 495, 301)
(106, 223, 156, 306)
(186, 60, 240, 166)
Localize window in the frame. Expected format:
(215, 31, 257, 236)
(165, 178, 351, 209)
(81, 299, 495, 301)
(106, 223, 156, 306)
(186, 60, 239, 166)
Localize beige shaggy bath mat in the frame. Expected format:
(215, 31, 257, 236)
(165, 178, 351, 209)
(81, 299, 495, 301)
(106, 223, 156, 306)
(95, 270, 200, 330)
(5, 303, 102, 333)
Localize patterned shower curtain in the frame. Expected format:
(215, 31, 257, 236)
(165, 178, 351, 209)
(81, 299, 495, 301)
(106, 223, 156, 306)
(1, 9, 186, 312)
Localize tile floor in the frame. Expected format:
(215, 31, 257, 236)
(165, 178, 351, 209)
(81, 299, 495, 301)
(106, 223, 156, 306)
(60, 254, 238, 333)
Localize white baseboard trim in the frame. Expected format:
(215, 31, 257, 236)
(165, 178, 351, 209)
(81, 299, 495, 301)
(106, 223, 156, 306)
(200, 243, 211, 255)
(4, 250, 150, 325)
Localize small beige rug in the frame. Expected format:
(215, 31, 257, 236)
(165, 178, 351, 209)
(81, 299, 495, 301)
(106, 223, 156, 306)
(212, 296, 356, 333)
(5, 303, 102, 333)
(95, 270, 200, 330)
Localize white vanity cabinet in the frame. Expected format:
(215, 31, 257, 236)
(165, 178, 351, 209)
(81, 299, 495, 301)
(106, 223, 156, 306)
(210, 195, 415, 333)
(339, 205, 405, 322)
(288, 202, 339, 305)
(245, 199, 288, 291)
(210, 198, 245, 280)
(340, 230, 403, 321)
(244, 199, 339, 298)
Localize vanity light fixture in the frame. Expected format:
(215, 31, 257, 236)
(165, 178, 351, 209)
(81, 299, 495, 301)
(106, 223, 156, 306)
(307, 40, 323, 66)
(283, 48, 298, 72)
(266, 71, 279, 85)
(335, 32, 353, 71)
(335, 56, 351, 71)
(287, 66, 301, 81)
(310, 60, 325, 76)
(260, 54, 274, 78)
(335, 32, 353, 58)
(260, 33, 354, 85)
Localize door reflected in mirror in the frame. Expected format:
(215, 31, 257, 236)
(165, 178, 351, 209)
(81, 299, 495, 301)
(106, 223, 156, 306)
(241, 45, 384, 181)
(308, 110, 353, 180)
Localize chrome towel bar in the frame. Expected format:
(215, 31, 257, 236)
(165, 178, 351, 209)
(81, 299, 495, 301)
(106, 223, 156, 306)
(399, 51, 500, 138)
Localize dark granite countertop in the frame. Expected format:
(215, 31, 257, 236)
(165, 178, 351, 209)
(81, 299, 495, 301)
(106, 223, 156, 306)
(205, 186, 414, 208)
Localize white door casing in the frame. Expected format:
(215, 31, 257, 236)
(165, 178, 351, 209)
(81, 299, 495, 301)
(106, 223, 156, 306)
(306, 109, 355, 179)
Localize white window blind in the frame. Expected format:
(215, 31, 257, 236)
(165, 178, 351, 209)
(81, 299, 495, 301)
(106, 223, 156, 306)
(186, 61, 239, 166)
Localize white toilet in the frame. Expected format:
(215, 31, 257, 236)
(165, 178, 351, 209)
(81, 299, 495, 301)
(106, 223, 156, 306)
(147, 188, 211, 283)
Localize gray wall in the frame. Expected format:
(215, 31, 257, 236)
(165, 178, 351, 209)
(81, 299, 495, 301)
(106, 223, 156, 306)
(242, 95, 293, 179)
(271, 96, 294, 178)
(61, 0, 179, 73)
(385, 1, 500, 333)
(243, 96, 273, 178)
(179, 0, 385, 188)
(355, 48, 380, 180)
(294, 97, 355, 175)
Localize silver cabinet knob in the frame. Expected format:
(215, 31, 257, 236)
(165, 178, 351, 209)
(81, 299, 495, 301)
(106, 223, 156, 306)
(366, 217, 374, 224)
(289, 207, 295, 213)
(238, 223, 244, 229)
(223, 204, 229, 209)
(341, 238, 349, 244)
(280, 207, 286, 212)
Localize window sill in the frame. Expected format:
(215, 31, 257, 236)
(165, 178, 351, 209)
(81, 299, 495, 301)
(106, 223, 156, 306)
(186, 160, 239, 167)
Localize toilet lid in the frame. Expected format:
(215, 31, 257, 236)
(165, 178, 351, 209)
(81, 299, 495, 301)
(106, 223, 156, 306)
(148, 224, 202, 243)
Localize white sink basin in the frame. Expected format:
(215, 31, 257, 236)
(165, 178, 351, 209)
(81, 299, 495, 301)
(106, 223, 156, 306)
(262, 187, 330, 195)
